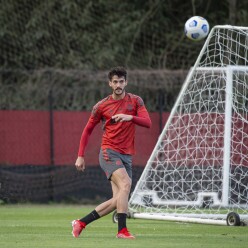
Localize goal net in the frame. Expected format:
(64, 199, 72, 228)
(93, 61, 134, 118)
(129, 26, 248, 225)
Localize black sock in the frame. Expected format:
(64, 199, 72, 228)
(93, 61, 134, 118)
(80, 210, 100, 225)
(118, 213, 127, 231)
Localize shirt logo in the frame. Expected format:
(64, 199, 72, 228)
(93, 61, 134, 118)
(126, 104, 133, 111)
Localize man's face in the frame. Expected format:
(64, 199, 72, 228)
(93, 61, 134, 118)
(109, 75, 127, 96)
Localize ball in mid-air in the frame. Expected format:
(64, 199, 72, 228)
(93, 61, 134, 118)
(185, 16, 209, 41)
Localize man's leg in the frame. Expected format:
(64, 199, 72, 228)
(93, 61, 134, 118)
(72, 148, 134, 238)
(110, 168, 131, 213)
(72, 180, 119, 238)
(95, 180, 119, 216)
(110, 168, 135, 239)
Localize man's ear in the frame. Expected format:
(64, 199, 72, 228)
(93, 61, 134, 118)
(109, 81, 112, 87)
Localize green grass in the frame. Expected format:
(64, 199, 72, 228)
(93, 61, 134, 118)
(0, 204, 247, 248)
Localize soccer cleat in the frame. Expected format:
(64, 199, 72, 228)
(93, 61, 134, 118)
(71, 219, 86, 238)
(116, 227, 135, 239)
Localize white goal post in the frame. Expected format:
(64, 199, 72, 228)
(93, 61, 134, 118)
(128, 25, 248, 226)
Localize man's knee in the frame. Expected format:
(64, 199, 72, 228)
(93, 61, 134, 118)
(121, 178, 132, 193)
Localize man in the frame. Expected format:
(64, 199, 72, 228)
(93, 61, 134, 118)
(72, 66, 151, 239)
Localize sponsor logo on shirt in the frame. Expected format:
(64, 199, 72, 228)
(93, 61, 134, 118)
(126, 104, 134, 111)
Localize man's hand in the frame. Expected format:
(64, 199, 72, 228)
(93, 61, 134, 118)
(112, 114, 133, 123)
(75, 156, 85, 172)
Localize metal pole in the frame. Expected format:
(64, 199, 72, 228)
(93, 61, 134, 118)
(222, 67, 233, 207)
(158, 90, 164, 133)
(49, 88, 54, 166)
(48, 72, 54, 202)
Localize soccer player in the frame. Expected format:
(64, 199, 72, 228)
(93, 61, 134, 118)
(72, 66, 151, 239)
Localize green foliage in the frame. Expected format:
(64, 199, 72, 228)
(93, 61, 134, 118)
(1, 0, 247, 70)
(1, 0, 248, 110)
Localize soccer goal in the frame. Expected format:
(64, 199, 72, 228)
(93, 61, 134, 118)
(128, 25, 248, 226)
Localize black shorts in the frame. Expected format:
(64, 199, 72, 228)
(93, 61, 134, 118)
(99, 148, 132, 180)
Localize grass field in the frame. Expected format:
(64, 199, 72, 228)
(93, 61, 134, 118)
(0, 204, 247, 248)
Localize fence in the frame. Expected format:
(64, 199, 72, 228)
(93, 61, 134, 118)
(0, 69, 186, 203)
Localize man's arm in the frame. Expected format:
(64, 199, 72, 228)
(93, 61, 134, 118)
(75, 120, 98, 172)
(111, 107, 151, 128)
(132, 107, 151, 128)
(132, 95, 151, 128)
(77, 121, 96, 157)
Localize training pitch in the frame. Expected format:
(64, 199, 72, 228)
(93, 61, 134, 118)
(0, 204, 247, 248)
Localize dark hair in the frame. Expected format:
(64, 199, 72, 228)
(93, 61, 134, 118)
(108, 66, 127, 81)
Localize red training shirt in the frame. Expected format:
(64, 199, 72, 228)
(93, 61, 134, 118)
(78, 93, 151, 156)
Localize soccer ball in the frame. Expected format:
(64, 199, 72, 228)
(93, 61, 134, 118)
(184, 16, 209, 41)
